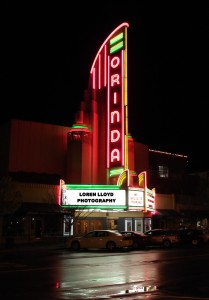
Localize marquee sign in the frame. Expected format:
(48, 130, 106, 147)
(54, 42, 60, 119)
(146, 188, 155, 210)
(61, 184, 127, 210)
(128, 189, 144, 209)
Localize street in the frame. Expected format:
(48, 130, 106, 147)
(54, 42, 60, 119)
(0, 246, 209, 299)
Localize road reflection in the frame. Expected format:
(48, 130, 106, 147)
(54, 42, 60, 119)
(53, 250, 165, 299)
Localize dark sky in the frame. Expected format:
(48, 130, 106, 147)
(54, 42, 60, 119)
(2, 1, 209, 172)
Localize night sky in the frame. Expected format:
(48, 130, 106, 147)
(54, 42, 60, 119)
(2, 1, 209, 172)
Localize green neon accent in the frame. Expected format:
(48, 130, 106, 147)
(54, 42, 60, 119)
(110, 41, 124, 54)
(109, 168, 124, 176)
(62, 205, 127, 209)
(110, 32, 124, 46)
(64, 184, 121, 190)
(71, 124, 88, 129)
(130, 170, 137, 175)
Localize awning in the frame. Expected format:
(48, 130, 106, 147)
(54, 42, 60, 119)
(155, 209, 180, 217)
(14, 202, 63, 216)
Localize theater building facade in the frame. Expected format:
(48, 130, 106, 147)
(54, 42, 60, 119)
(1, 22, 201, 241)
(61, 22, 155, 235)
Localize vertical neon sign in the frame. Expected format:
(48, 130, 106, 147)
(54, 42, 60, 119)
(107, 52, 123, 168)
(90, 23, 129, 177)
(107, 28, 127, 170)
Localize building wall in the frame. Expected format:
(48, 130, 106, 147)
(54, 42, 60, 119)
(133, 141, 149, 182)
(149, 149, 188, 178)
(12, 182, 60, 204)
(0, 122, 10, 177)
(8, 119, 70, 178)
(155, 193, 175, 210)
(148, 149, 189, 194)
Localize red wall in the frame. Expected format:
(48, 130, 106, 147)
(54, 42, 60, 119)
(9, 120, 70, 177)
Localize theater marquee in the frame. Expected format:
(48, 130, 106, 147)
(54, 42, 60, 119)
(62, 184, 127, 210)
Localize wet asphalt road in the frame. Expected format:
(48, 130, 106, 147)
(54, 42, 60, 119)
(0, 245, 209, 299)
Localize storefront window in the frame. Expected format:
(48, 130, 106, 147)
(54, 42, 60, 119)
(144, 218, 152, 232)
(135, 218, 143, 233)
(108, 219, 118, 230)
(125, 219, 132, 231)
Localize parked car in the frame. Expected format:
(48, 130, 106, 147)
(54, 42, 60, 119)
(66, 230, 133, 251)
(144, 229, 181, 248)
(120, 231, 149, 249)
(177, 228, 209, 246)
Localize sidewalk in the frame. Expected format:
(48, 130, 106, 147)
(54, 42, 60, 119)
(0, 236, 68, 253)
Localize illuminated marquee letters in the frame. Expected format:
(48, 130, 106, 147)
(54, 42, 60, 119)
(108, 53, 123, 167)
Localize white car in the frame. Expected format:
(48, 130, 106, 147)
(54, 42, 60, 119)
(67, 230, 133, 251)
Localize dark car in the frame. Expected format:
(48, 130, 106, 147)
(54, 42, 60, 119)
(120, 231, 149, 249)
(178, 228, 209, 246)
(144, 229, 181, 248)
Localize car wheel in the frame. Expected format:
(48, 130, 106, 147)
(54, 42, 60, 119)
(163, 240, 171, 248)
(71, 241, 80, 251)
(191, 239, 198, 246)
(106, 241, 116, 251)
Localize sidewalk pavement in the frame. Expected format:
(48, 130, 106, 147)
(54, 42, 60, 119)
(0, 237, 68, 254)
